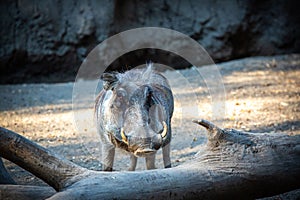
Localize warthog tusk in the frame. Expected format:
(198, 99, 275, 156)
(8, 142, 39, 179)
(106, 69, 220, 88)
(161, 121, 168, 138)
(121, 128, 128, 144)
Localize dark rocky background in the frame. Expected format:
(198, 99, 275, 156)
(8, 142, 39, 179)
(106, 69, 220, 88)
(0, 0, 299, 84)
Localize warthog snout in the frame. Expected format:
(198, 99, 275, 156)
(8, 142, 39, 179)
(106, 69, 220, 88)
(120, 119, 168, 157)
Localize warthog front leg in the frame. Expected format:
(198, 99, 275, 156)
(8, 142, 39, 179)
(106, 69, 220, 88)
(162, 143, 171, 168)
(145, 154, 156, 170)
(128, 155, 137, 171)
(101, 144, 115, 171)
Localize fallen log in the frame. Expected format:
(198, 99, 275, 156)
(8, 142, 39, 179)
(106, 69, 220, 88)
(0, 127, 86, 191)
(0, 158, 15, 184)
(0, 185, 56, 200)
(0, 119, 299, 199)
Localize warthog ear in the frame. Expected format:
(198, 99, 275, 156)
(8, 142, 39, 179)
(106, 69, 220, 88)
(101, 72, 119, 90)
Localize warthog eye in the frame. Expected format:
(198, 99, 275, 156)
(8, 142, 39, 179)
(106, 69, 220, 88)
(116, 89, 127, 98)
(113, 89, 127, 108)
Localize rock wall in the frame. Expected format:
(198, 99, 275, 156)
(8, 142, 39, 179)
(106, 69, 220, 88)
(0, 0, 299, 83)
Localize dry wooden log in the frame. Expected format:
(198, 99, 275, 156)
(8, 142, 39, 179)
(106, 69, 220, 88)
(0, 119, 300, 199)
(0, 127, 86, 191)
(0, 158, 15, 184)
(0, 185, 56, 200)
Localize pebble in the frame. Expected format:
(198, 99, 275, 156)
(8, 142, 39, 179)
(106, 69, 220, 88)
(280, 102, 289, 107)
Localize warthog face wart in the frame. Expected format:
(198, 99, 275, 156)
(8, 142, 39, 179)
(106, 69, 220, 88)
(95, 64, 174, 171)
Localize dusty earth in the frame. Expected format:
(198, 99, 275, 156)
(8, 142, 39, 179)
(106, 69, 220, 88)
(0, 54, 299, 198)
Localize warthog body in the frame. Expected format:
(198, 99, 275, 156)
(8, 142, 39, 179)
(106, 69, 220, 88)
(95, 64, 174, 171)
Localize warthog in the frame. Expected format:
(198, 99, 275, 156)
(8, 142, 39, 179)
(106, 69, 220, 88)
(95, 64, 174, 171)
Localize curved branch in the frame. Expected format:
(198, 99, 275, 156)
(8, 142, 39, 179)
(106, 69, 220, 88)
(0, 127, 86, 191)
(192, 119, 226, 147)
(192, 119, 222, 132)
(0, 185, 56, 200)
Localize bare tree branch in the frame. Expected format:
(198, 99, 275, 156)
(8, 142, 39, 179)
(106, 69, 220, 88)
(0, 185, 55, 200)
(0, 127, 86, 191)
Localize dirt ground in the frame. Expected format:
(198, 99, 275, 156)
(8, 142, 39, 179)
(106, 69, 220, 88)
(0, 54, 299, 197)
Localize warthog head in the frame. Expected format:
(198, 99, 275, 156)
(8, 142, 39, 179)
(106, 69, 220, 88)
(95, 64, 173, 170)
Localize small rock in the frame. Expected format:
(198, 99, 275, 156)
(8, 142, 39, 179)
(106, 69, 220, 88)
(280, 102, 289, 107)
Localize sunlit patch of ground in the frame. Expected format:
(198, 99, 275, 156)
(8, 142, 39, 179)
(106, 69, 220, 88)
(0, 54, 299, 186)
